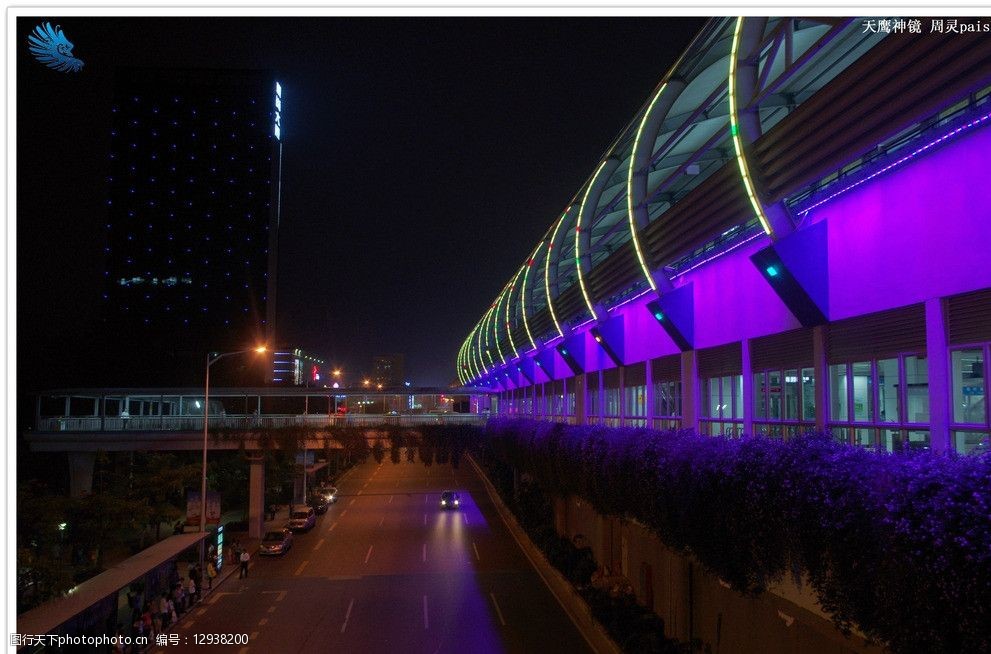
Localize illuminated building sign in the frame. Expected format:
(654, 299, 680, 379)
(274, 82, 282, 140)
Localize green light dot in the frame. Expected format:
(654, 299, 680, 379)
(730, 124, 739, 136)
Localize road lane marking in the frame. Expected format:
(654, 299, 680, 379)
(378, 517, 384, 527)
(238, 648, 249, 654)
(423, 595, 429, 630)
(261, 590, 287, 602)
(389, 495, 394, 503)
(185, 620, 195, 628)
(349, 498, 356, 506)
(473, 542, 480, 562)
(422, 543, 427, 562)
(357, 490, 363, 496)
(259, 618, 269, 625)
(490, 593, 507, 626)
(464, 513, 470, 525)
(294, 560, 309, 576)
(424, 494, 428, 504)
(330, 521, 338, 532)
(340, 510, 348, 518)
(267, 606, 276, 614)
(196, 608, 207, 616)
(364, 545, 373, 563)
(206, 591, 236, 605)
(423, 513, 427, 526)
(250, 631, 259, 640)
(341, 599, 355, 633)
(315, 538, 325, 550)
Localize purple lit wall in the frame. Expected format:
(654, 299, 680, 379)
(811, 124, 991, 320)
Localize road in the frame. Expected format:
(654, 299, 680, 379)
(163, 455, 595, 654)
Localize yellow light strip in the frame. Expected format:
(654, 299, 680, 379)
(492, 285, 509, 365)
(544, 207, 570, 338)
(577, 160, 608, 321)
(473, 319, 488, 376)
(520, 242, 544, 351)
(729, 16, 772, 236)
(481, 305, 496, 369)
(457, 337, 469, 385)
(465, 323, 480, 381)
(627, 82, 669, 293)
(505, 264, 526, 359)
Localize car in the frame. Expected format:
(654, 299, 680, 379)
(308, 494, 330, 514)
(259, 529, 293, 556)
(288, 507, 316, 531)
(316, 485, 338, 503)
(440, 490, 461, 509)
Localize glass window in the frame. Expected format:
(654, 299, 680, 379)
(904, 355, 929, 424)
(768, 370, 781, 419)
(653, 380, 681, 417)
(829, 364, 848, 421)
(754, 373, 767, 419)
(907, 430, 930, 452)
(877, 358, 899, 423)
(707, 378, 721, 418)
(605, 387, 620, 416)
(852, 362, 872, 422)
(853, 427, 874, 448)
(953, 430, 990, 455)
(801, 367, 816, 421)
(730, 375, 743, 419)
(625, 385, 646, 417)
(952, 349, 986, 425)
(783, 369, 799, 420)
(588, 387, 599, 416)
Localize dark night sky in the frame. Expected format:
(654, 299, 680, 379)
(17, 16, 707, 389)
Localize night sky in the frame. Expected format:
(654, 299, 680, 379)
(17, 16, 707, 390)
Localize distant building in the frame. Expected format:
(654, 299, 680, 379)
(372, 354, 405, 388)
(101, 68, 284, 385)
(272, 348, 326, 387)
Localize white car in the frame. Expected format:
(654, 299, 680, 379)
(288, 507, 316, 531)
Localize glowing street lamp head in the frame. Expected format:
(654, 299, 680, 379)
(254, 345, 267, 353)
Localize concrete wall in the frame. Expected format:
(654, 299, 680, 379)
(555, 495, 886, 654)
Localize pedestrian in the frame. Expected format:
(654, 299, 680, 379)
(152, 594, 164, 634)
(187, 575, 197, 605)
(165, 593, 176, 629)
(207, 557, 217, 589)
(141, 602, 154, 639)
(174, 581, 186, 613)
(239, 548, 250, 579)
(158, 591, 171, 630)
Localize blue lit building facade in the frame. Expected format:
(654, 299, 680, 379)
(103, 68, 283, 384)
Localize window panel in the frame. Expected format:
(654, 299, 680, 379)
(784, 369, 799, 420)
(877, 358, 899, 423)
(801, 368, 816, 422)
(951, 348, 985, 425)
(905, 356, 929, 424)
(953, 430, 990, 455)
(829, 364, 848, 421)
(852, 361, 872, 422)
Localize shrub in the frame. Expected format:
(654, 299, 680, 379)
(483, 418, 991, 653)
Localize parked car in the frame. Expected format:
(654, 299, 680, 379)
(440, 490, 461, 509)
(288, 508, 316, 531)
(259, 529, 293, 556)
(308, 494, 330, 514)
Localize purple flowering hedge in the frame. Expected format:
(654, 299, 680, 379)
(483, 418, 991, 654)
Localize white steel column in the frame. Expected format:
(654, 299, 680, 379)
(925, 298, 951, 454)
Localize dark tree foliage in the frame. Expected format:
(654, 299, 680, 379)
(484, 418, 991, 654)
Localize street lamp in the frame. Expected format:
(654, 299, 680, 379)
(200, 346, 266, 570)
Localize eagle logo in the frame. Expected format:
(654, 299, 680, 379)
(28, 22, 84, 73)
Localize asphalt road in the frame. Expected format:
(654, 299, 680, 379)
(162, 456, 595, 654)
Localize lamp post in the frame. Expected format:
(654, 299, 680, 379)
(200, 346, 266, 572)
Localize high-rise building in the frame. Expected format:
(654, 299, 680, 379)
(102, 68, 283, 384)
(272, 348, 326, 387)
(372, 354, 405, 388)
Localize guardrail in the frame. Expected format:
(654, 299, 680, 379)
(36, 413, 487, 432)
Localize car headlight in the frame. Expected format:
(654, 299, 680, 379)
(441, 500, 447, 505)
(453, 500, 460, 506)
